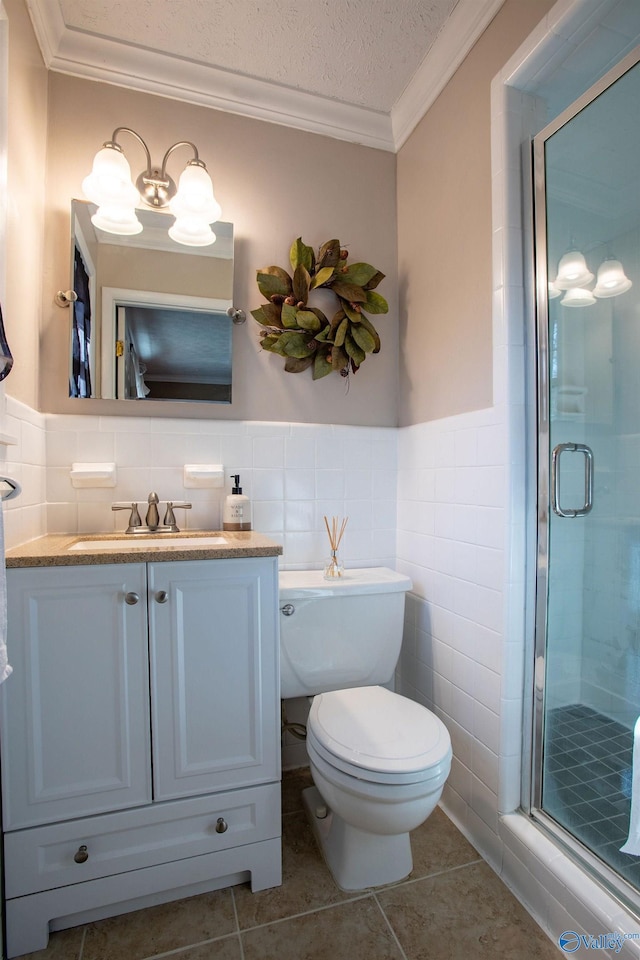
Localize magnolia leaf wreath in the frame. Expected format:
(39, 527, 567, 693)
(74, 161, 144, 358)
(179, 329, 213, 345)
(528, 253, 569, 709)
(251, 238, 388, 380)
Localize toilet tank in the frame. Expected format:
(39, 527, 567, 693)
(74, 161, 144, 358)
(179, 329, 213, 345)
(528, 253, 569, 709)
(278, 567, 412, 699)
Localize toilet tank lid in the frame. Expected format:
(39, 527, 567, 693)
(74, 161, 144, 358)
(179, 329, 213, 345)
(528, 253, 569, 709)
(279, 566, 412, 599)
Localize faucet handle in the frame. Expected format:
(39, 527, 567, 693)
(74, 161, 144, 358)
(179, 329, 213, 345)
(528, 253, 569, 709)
(112, 502, 142, 531)
(163, 501, 192, 531)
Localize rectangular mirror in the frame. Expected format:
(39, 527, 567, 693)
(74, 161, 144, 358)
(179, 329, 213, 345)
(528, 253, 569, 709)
(69, 200, 234, 403)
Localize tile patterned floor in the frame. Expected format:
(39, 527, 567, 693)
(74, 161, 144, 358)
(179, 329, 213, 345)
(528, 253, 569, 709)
(543, 704, 640, 888)
(17, 768, 559, 960)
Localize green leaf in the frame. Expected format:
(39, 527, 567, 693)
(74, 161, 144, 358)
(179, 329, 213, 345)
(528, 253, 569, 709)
(293, 264, 311, 304)
(290, 238, 315, 274)
(313, 350, 333, 380)
(341, 301, 363, 322)
(279, 331, 316, 359)
(317, 239, 341, 268)
(257, 268, 292, 300)
(296, 310, 322, 333)
(261, 335, 287, 356)
(281, 303, 300, 329)
(329, 309, 346, 335)
(310, 266, 335, 289)
(331, 281, 367, 303)
(306, 307, 330, 329)
(350, 323, 376, 354)
(359, 317, 381, 353)
(361, 290, 389, 314)
(363, 270, 385, 290)
(284, 356, 314, 373)
(333, 317, 349, 347)
(340, 263, 380, 288)
(331, 344, 348, 372)
(345, 333, 366, 365)
(251, 303, 284, 328)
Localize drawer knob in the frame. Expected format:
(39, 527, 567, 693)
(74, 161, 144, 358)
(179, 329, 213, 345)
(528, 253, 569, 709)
(124, 592, 139, 605)
(215, 817, 228, 834)
(155, 590, 169, 604)
(73, 844, 89, 864)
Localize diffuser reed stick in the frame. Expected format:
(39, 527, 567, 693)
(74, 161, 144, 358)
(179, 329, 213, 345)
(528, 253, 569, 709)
(323, 515, 348, 579)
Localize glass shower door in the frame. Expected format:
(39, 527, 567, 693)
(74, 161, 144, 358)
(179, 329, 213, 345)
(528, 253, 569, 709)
(533, 50, 640, 894)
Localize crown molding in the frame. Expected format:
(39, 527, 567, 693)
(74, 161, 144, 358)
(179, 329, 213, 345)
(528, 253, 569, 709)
(391, 0, 506, 150)
(26, 0, 505, 154)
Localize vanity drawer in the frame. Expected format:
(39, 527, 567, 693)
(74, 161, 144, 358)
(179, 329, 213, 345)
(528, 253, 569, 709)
(5, 782, 280, 898)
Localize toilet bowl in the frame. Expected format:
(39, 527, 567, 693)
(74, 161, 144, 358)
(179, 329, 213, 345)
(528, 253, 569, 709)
(278, 567, 453, 890)
(302, 685, 452, 889)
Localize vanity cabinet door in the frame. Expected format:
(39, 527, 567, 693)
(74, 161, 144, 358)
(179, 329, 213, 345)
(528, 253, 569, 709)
(148, 558, 280, 801)
(1, 564, 151, 830)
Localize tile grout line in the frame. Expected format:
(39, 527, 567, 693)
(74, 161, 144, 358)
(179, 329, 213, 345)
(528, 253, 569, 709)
(373, 892, 409, 960)
(231, 887, 247, 960)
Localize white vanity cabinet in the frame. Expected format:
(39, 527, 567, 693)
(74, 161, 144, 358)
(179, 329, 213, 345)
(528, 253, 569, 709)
(0, 556, 281, 958)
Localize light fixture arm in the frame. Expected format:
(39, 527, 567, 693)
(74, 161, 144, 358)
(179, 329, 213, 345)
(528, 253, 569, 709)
(104, 129, 204, 209)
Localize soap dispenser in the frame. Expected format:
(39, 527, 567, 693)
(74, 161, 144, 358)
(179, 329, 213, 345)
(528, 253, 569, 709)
(223, 474, 252, 531)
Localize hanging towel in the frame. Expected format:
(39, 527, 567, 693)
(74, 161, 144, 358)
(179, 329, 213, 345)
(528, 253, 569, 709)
(0, 499, 12, 684)
(621, 715, 640, 854)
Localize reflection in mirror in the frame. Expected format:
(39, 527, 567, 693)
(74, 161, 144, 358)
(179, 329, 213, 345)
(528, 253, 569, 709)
(69, 200, 234, 402)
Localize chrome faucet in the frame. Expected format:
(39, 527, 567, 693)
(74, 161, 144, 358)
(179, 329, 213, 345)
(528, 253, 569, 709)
(145, 492, 160, 529)
(112, 493, 192, 534)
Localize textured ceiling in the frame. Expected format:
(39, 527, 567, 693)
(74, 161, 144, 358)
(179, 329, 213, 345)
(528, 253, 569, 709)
(58, 0, 459, 113)
(27, 0, 505, 150)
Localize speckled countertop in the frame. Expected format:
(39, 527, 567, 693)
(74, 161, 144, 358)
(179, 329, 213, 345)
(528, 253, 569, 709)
(5, 532, 283, 568)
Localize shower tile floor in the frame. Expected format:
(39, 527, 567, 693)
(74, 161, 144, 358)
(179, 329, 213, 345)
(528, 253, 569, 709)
(15, 769, 560, 960)
(543, 703, 640, 889)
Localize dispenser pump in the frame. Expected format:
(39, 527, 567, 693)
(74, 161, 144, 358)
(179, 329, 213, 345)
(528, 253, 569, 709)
(223, 473, 252, 531)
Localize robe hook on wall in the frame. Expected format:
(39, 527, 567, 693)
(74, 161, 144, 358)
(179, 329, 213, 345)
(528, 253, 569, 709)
(55, 290, 78, 308)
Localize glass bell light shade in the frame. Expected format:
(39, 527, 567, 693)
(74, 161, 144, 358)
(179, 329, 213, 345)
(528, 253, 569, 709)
(82, 145, 142, 235)
(593, 258, 633, 298)
(548, 279, 562, 299)
(555, 250, 594, 290)
(561, 286, 596, 307)
(168, 162, 221, 247)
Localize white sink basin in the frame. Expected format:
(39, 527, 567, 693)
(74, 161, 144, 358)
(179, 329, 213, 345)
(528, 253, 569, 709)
(69, 536, 228, 551)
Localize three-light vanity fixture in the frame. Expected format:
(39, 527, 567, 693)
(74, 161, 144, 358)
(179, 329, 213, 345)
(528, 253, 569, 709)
(548, 246, 632, 307)
(82, 127, 221, 247)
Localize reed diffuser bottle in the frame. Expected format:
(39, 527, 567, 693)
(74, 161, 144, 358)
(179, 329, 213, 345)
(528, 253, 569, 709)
(323, 515, 348, 579)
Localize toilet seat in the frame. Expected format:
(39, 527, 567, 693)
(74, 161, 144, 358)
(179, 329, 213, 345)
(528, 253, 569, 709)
(307, 686, 452, 786)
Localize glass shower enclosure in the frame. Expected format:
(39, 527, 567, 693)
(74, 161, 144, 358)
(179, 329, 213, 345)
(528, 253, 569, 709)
(532, 48, 640, 900)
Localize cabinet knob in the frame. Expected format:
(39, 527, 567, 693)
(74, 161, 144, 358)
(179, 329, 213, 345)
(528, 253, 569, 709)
(155, 590, 169, 604)
(215, 817, 228, 834)
(124, 592, 139, 605)
(73, 844, 89, 864)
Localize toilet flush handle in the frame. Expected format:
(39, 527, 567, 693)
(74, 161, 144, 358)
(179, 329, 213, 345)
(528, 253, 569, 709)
(280, 603, 295, 616)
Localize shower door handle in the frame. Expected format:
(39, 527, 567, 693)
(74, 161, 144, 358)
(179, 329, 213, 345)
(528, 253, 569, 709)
(551, 442, 594, 517)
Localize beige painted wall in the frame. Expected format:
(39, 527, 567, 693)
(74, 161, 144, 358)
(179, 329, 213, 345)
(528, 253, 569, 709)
(41, 74, 398, 426)
(4, 0, 48, 411)
(397, 0, 556, 427)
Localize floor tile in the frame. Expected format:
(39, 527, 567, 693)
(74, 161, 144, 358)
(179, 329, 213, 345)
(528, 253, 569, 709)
(81, 890, 236, 960)
(241, 897, 404, 960)
(169, 935, 243, 959)
(377, 861, 559, 960)
(234, 810, 352, 929)
(282, 766, 313, 815)
(15, 929, 83, 960)
(404, 806, 481, 881)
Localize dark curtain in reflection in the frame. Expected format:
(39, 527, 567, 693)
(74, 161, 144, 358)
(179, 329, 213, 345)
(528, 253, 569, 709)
(70, 247, 92, 397)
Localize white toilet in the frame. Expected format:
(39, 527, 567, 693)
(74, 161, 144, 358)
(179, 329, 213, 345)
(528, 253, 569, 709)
(279, 566, 452, 890)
